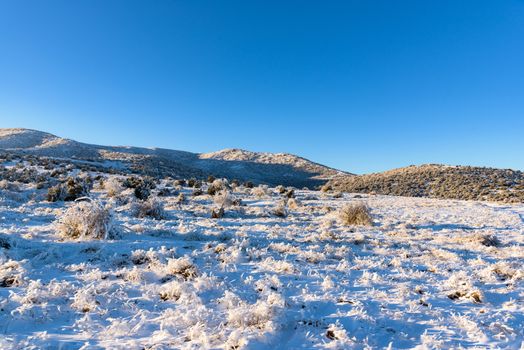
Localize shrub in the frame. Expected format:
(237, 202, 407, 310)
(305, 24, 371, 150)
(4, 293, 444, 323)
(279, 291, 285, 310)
(192, 189, 204, 197)
(207, 179, 228, 196)
(56, 200, 116, 240)
(338, 203, 373, 226)
(47, 185, 64, 202)
(46, 176, 91, 202)
(173, 179, 186, 187)
(275, 185, 286, 194)
(157, 187, 175, 197)
(123, 176, 156, 200)
(273, 201, 288, 218)
(287, 197, 300, 210)
(251, 185, 269, 198)
(213, 190, 234, 208)
(104, 177, 124, 197)
(131, 196, 166, 220)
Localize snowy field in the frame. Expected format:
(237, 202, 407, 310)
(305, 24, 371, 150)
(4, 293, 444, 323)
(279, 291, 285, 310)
(0, 164, 523, 349)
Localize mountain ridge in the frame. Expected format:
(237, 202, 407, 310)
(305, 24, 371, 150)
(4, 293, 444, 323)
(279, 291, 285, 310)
(0, 128, 348, 188)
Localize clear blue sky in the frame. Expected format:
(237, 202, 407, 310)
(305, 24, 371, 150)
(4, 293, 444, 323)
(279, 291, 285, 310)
(1, 1, 523, 174)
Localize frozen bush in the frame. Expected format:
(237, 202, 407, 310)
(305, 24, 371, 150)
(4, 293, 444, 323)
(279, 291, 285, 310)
(251, 185, 269, 198)
(104, 177, 124, 197)
(213, 190, 234, 208)
(287, 197, 300, 210)
(46, 176, 91, 202)
(131, 196, 166, 220)
(56, 200, 117, 240)
(272, 200, 288, 218)
(338, 203, 373, 226)
(192, 189, 204, 197)
(123, 176, 156, 200)
(275, 185, 286, 194)
(173, 179, 186, 186)
(165, 256, 198, 280)
(207, 178, 228, 196)
(187, 178, 202, 188)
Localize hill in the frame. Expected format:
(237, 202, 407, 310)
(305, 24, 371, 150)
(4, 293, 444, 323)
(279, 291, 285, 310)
(0, 128, 347, 188)
(328, 164, 524, 203)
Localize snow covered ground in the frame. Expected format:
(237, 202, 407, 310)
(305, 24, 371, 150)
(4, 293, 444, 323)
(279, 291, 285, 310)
(0, 165, 523, 349)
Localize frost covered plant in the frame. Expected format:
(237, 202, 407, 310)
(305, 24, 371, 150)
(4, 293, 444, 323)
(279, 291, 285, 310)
(165, 256, 198, 280)
(275, 185, 286, 194)
(0, 260, 24, 288)
(221, 291, 285, 330)
(123, 176, 156, 200)
(131, 196, 166, 220)
(477, 234, 501, 247)
(213, 190, 235, 208)
(207, 178, 228, 195)
(159, 279, 185, 301)
(272, 200, 288, 218)
(104, 177, 124, 198)
(251, 185, 269, 198)
(338, 203, 373, 226)
(56, 199, 117, 240)
(325, 322, 352, 345)
(47, 176, 91, 202)
(445, 271, 483, 303)
(287, 197, 300, 210)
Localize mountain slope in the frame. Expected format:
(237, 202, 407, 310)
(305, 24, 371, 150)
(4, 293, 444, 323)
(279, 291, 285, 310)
(0, 128, 347, 187)
(328, 164, 524, 203)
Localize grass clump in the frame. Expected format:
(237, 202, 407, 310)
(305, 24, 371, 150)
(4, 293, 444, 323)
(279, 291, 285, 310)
(338, 203, 373, 226)
(56, 199, 117, 240)
(131, 196, 166, 220)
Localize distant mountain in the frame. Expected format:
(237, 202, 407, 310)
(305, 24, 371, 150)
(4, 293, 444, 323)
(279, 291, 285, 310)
(0, 128, 348, 188)
(328, 164, 524, 203)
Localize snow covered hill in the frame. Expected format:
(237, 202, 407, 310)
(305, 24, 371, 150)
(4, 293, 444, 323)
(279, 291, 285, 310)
(0, 128, 347, 188)
(0, 154, 523, 349)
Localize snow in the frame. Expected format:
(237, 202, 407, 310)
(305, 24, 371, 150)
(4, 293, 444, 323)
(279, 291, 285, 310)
(0, 166, 523, 349)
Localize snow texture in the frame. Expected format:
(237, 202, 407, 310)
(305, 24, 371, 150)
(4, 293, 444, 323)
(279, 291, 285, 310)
(0, 159, 523, 349)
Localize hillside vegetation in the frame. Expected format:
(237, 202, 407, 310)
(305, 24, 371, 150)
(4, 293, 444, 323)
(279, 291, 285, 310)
(328, 164, 524, 203)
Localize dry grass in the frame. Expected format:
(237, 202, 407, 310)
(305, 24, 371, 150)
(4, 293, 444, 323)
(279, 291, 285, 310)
(338, 203, 373, 226)
(132, 196, 166, 220)
(56, 200, 116, 239)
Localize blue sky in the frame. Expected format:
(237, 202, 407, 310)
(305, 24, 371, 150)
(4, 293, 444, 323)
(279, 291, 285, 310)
(1, 1, 523, 174)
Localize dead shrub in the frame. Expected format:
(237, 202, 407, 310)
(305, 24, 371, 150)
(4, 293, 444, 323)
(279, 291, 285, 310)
(56, 199, 117, 240)
(338, 203, 373, 226)
(131, 196, 166, 220)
